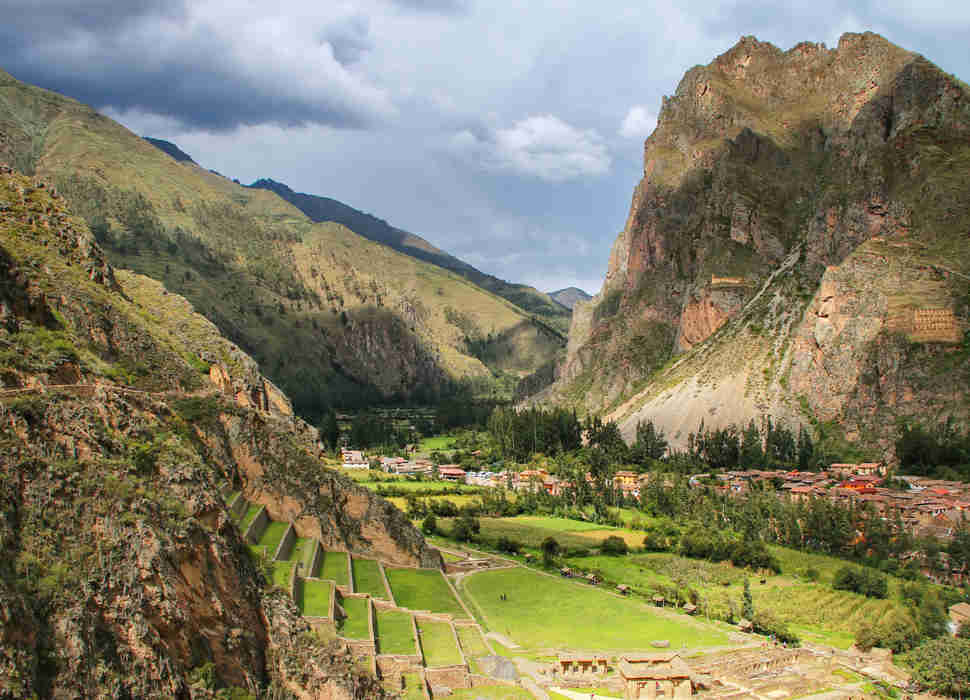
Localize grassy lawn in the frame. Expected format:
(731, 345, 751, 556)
(460, 567, 728, 652)
(282, 536, 313, 564)
(385, 568, 468, 619)
(417, 619, 463, 666)
(257, 521, 289, 556)
(398, 672, 425, 700)
(439, 516, 645, 553)
(270, 561, 293, 589)
(456, 625, 490, 657)
(238, 503, 262, 529)
(321, 550, 350, 586)
(339, 597, 372, 640)
(352, 558, 388, 599)
(440, 550, 466, 563)
(418, 435, 457, 451)
(375, 608, 416, 655)
(299, 579, 333, 617)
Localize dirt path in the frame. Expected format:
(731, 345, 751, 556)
(484, 631, 521, 649)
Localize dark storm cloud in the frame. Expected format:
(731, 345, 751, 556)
(0, 0, 393, 131)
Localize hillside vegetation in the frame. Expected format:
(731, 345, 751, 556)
(0, 67, 564, 420)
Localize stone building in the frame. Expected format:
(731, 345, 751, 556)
(618, 653, 692, 700)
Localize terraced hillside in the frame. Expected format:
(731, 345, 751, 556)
(0, 67, 565, 418)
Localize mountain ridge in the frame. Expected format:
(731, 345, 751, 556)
(548, 286, 592, 310)
(538, 32, 970, 458)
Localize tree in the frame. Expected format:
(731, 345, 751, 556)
(421, 514, 437, 536)
(740, 421, 764, 468)
(742, 577, 754, 620)
(903, 637, 970, 697)
(541, 536, 560, 565)
(452, 515, 480, 543)
(319, 409, 340, 451)
(855, 609, 920, 653)
(632, 420, 668, 465)
(601, 536, 629, 556)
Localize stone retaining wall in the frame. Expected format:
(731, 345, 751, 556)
(378, 560, 395, 604)
(424, 665, 469, 692)
(376, 654, 423, 677)
(305, 539, 321, 577)
(274, 523, 296, 561)
(243, 505, 268, 544)
(229, 492, 247, 519)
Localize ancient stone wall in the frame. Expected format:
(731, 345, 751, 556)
(243, 506, 268, 544)
(275, 523, 296, 561)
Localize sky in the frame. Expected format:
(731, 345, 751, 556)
(2, 1, 969, 295)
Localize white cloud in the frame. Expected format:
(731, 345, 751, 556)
(451, 114, 611, 181)
(619, 105, 657, 141)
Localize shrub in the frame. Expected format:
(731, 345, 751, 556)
(855, 609, 920, 653)
(496, 536, 521, 554)
(600, 536, 629, 556)
(421, 514, 437, 535)
(833, 565, 888, 598)
(752, 610, 799, 645)
(902, 637, 970, 697)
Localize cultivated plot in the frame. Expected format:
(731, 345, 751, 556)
(417, 619, 462, 666)
(352, 558, 388, 599)
(375, 608, 416, 655)
(385, 568, 468, 619)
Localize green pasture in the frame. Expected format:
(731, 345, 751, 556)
(459, 567, 728, 652)
(339, 597, 372, 640)
(388, 494, 482, 511)
(375, 608, 416, 655)
(352, 558, 388, 599)
(439, 516, 641, 552)
(418, 435, 457, 452)
(282, 536, 313, 564)
(299, 579, 332, 617)
(320, 550, 350, 586)
(363, 480, 482, 494)
(398, 672, 425, 700)
(456, 625, 490, 657)
(417, 619, 463, 666)
(270, 561, 293, 589)
(385, 568, 468, 619)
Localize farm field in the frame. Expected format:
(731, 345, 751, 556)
(459, 567, 729, 652)
(417, 619, 463, 666)
(299, 579, 332, 617)
(375, 608, 416, 655)
(386, 568, 469, 619)
(364, 481, 483, 494)
(352, 558, 388, 599)
(398, 672, 425, 700)
(339, 597, 372, 640)
(417, 435, 457, 452)
(283, 537, 313, 563)
(456, 625, 490, 657)
(387, 494, 482, 511)
(440, 516, 642, 552)
(448, 687, 534, 699)
(270, 561, 293, 589)
(257, 521, 289, 555)
(321, 550, 350, 586)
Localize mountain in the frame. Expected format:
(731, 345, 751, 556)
(247, 177, 573, 333)
(0, 164, 432, 697)
(143, 136, 196, 163)
(538, 33, 970, 458)
(548, 287, 592, 310)
(0, 67, 564, 421)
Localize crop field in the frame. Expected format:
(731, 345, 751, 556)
(299, 579, 332, 617)
(363, 481, 483, 494)
(417, 619, 463, 666)
(387, 494, 482, 511)
(321, 550, 350, 586)
(282, 536, 313, 564)
(339, 597, 372, 640)
(456, 625, 490, 657)
(398, 673, 425, 700)
(352, 558, 388, 599)
(417, 435, 457, 452)
(448, 688, 534, 699)
(385, 568, 468, 619)
(459, 567, 728, 652)
(440, 516, 641, 552)
(257, 521, 289, 556)
(375, 608, 416, 655)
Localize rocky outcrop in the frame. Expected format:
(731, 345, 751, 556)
(0, 167, 413, 697)
(542, 33, 970, 453)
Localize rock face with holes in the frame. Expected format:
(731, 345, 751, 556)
(536, 32, 970, 455)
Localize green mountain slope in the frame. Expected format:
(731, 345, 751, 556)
(0, 164, 434, 697)
(541, 33, 970, 458)
(246, 177, 573, 333)
(0, 67, 564, 420)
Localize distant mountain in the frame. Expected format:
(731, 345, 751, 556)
(247, 178, 572, 333)
(549, 287, 592, 310)
(143, 137, 196, 163)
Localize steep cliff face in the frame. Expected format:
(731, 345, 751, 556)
(544, 33, 970, 454)
(0, 166, 426, 697)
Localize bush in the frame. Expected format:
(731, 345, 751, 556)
(600, 536, 629, 556)
(833, 565, 888, 598)
(421, 514, 437, 536)
(496, 536, 521, 554)
(541, 536, 560, 564)
(855, 609, 920, 653)
(902, 637, 970, 697)
(751, 610, 799, 645)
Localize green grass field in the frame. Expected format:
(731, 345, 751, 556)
(375, 608, 416, 655)
(270, 561, 293, 589)
(439, 516, 640, 552)
(238, 503, 262, 529)
(299, 579, 333, 617)
(385, 568, 468, 619)
(387, 494, 483, 511)
(398, 672, 425, 700)
(363, 481, 482, 494)
(460, 567, 728, 652)
(283, 536, 313, 564)
(257, 521, 289, 556)
(456, 625, 490, 657)
(448, 687, 533, 699)
(418, 435, 457, 452)
(417, 619, 463, 666)
(339, 597, 372, 640)
(352, 558, 388, 599)
(320, 550, 350, 586)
